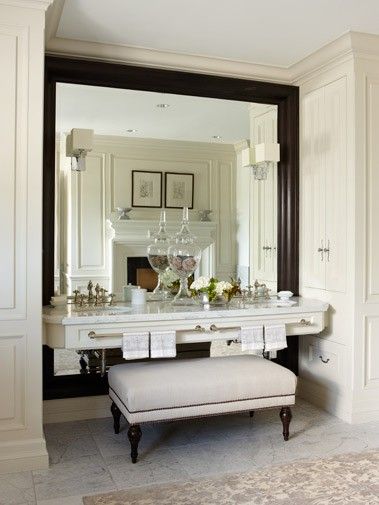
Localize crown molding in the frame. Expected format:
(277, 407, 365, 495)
(45, 0, 64, 43)
(0, 0, 53, 9)
(45, 28, 379, 86)
(45, 37, 292, 84)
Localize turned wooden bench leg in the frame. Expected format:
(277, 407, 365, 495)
(128, 424, 142, 463)
(111, 401, 121, 434)
(280, 406, 292, 441)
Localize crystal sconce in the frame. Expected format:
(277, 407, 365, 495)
(242, 142, 280, 180)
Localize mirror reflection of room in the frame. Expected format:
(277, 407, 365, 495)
(54, 83, 278, 375)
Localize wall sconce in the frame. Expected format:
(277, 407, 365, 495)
(242, 142, 280, 180)
(66, 128, 94, 172)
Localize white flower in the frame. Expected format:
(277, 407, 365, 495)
(190, 276, 211, 291)
(215, 281, 233, 296)
(161, 268, 179, 287)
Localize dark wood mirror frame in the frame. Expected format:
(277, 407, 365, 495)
(43, 56, 299, 399)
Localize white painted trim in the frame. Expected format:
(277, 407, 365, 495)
(45, 0, 65, 43)
(46, 31, 379, 86)
(90, 135, 237, 156)
(44, 395, 112, 423)
(0, 0, 53, 9)
(0, 438, 48, 472)
(297, 377, 352, 423)
(46, 36, 291, 83)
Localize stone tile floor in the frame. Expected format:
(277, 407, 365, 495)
(1, 400, 379, 505)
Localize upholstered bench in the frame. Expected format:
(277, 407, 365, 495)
(108, 355, 297, 463)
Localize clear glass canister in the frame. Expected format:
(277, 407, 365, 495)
(167, 207, 201, 305)
(147, 210, 171, 300)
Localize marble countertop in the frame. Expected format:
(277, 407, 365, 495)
(42, 297, 329, 326)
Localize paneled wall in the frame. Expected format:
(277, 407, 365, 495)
(58, 135, 237, 292)
(353, 57, 379, 420)
(0, 1, 50, 472)
(299, 54, 379, 423)
(235, 105, 278, 290)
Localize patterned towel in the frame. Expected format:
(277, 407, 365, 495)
(122, 332, 149, 360)
(150, 330, 177, 358)
(264, 324, 287, 351)
(240, 325, 264, 352)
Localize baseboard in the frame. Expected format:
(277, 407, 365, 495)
(44, 395, 112, 423)
(297, 377, 352, 422)
(0, 438, 49, 473)
(350, 392, 379, 423)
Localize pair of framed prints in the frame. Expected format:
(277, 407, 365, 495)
(131, 170, 194, 209)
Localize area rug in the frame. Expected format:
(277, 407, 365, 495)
(83, 450, 379, 504)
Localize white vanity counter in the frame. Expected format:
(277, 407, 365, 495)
(43, 297, 329, 350)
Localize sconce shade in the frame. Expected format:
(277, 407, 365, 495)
(241, 147, 256, 167)
(254, 142, 280, 163)
(66, 128, 94, 156)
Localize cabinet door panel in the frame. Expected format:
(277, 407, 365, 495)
(302, 88, 326, 289)
(324, 78, 347, 293)
(250, 107, 277, 285)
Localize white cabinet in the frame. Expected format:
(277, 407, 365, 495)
(302, 77, 347, 293)
(249, 106, 278, 287)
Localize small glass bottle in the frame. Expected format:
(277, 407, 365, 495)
(147, 210, 171, 300)
(168, 207, 201, 305)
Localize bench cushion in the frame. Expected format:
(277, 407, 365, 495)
(108, 355, 297, 423)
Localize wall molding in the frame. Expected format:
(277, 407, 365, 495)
(0, 437, 48, 473)
(45, 26, 379, 86)
(0, 0, 52, 9)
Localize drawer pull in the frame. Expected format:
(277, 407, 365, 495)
(210, 324, 240, 332)
(299, 319, 312, 326)
(194, 325, 206, 332)
(319, 355, 330, 364)
(88, 331, 119, 339)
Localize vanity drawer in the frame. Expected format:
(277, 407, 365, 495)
(64, 311, 327, 349)
(285, 312, 325, 335)
(66, 325, 124, 349)
(299, 335, 346, 389)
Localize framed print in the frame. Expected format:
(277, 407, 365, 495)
(165, 172, 194, 209)
(132, 170, 162, 208)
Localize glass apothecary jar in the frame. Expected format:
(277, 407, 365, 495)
(167, 207, 201, 305)
(147, 210, 171, 300)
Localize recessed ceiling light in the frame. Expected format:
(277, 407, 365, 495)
(212, 135, 222, 140)
(156, 103, 170, 108)
(126, 129, 138, 133)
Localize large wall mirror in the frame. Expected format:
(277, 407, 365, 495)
(55, 83, 278, 298)
(44, 57, 298, 396)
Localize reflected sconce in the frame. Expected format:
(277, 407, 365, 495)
(242, 142, 280, 180)
(66, 128, 94, 172)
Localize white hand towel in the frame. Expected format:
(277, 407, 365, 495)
(240, 325, 264, 352)
(150, 330, 177, 358)
(264, 324, 287, 351)
(122, 332, 149, 360)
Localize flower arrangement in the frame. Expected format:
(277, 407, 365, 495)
(160, 268, 180, 289)
(161, 268, 194, 295)
(190, 276, 240, 303)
